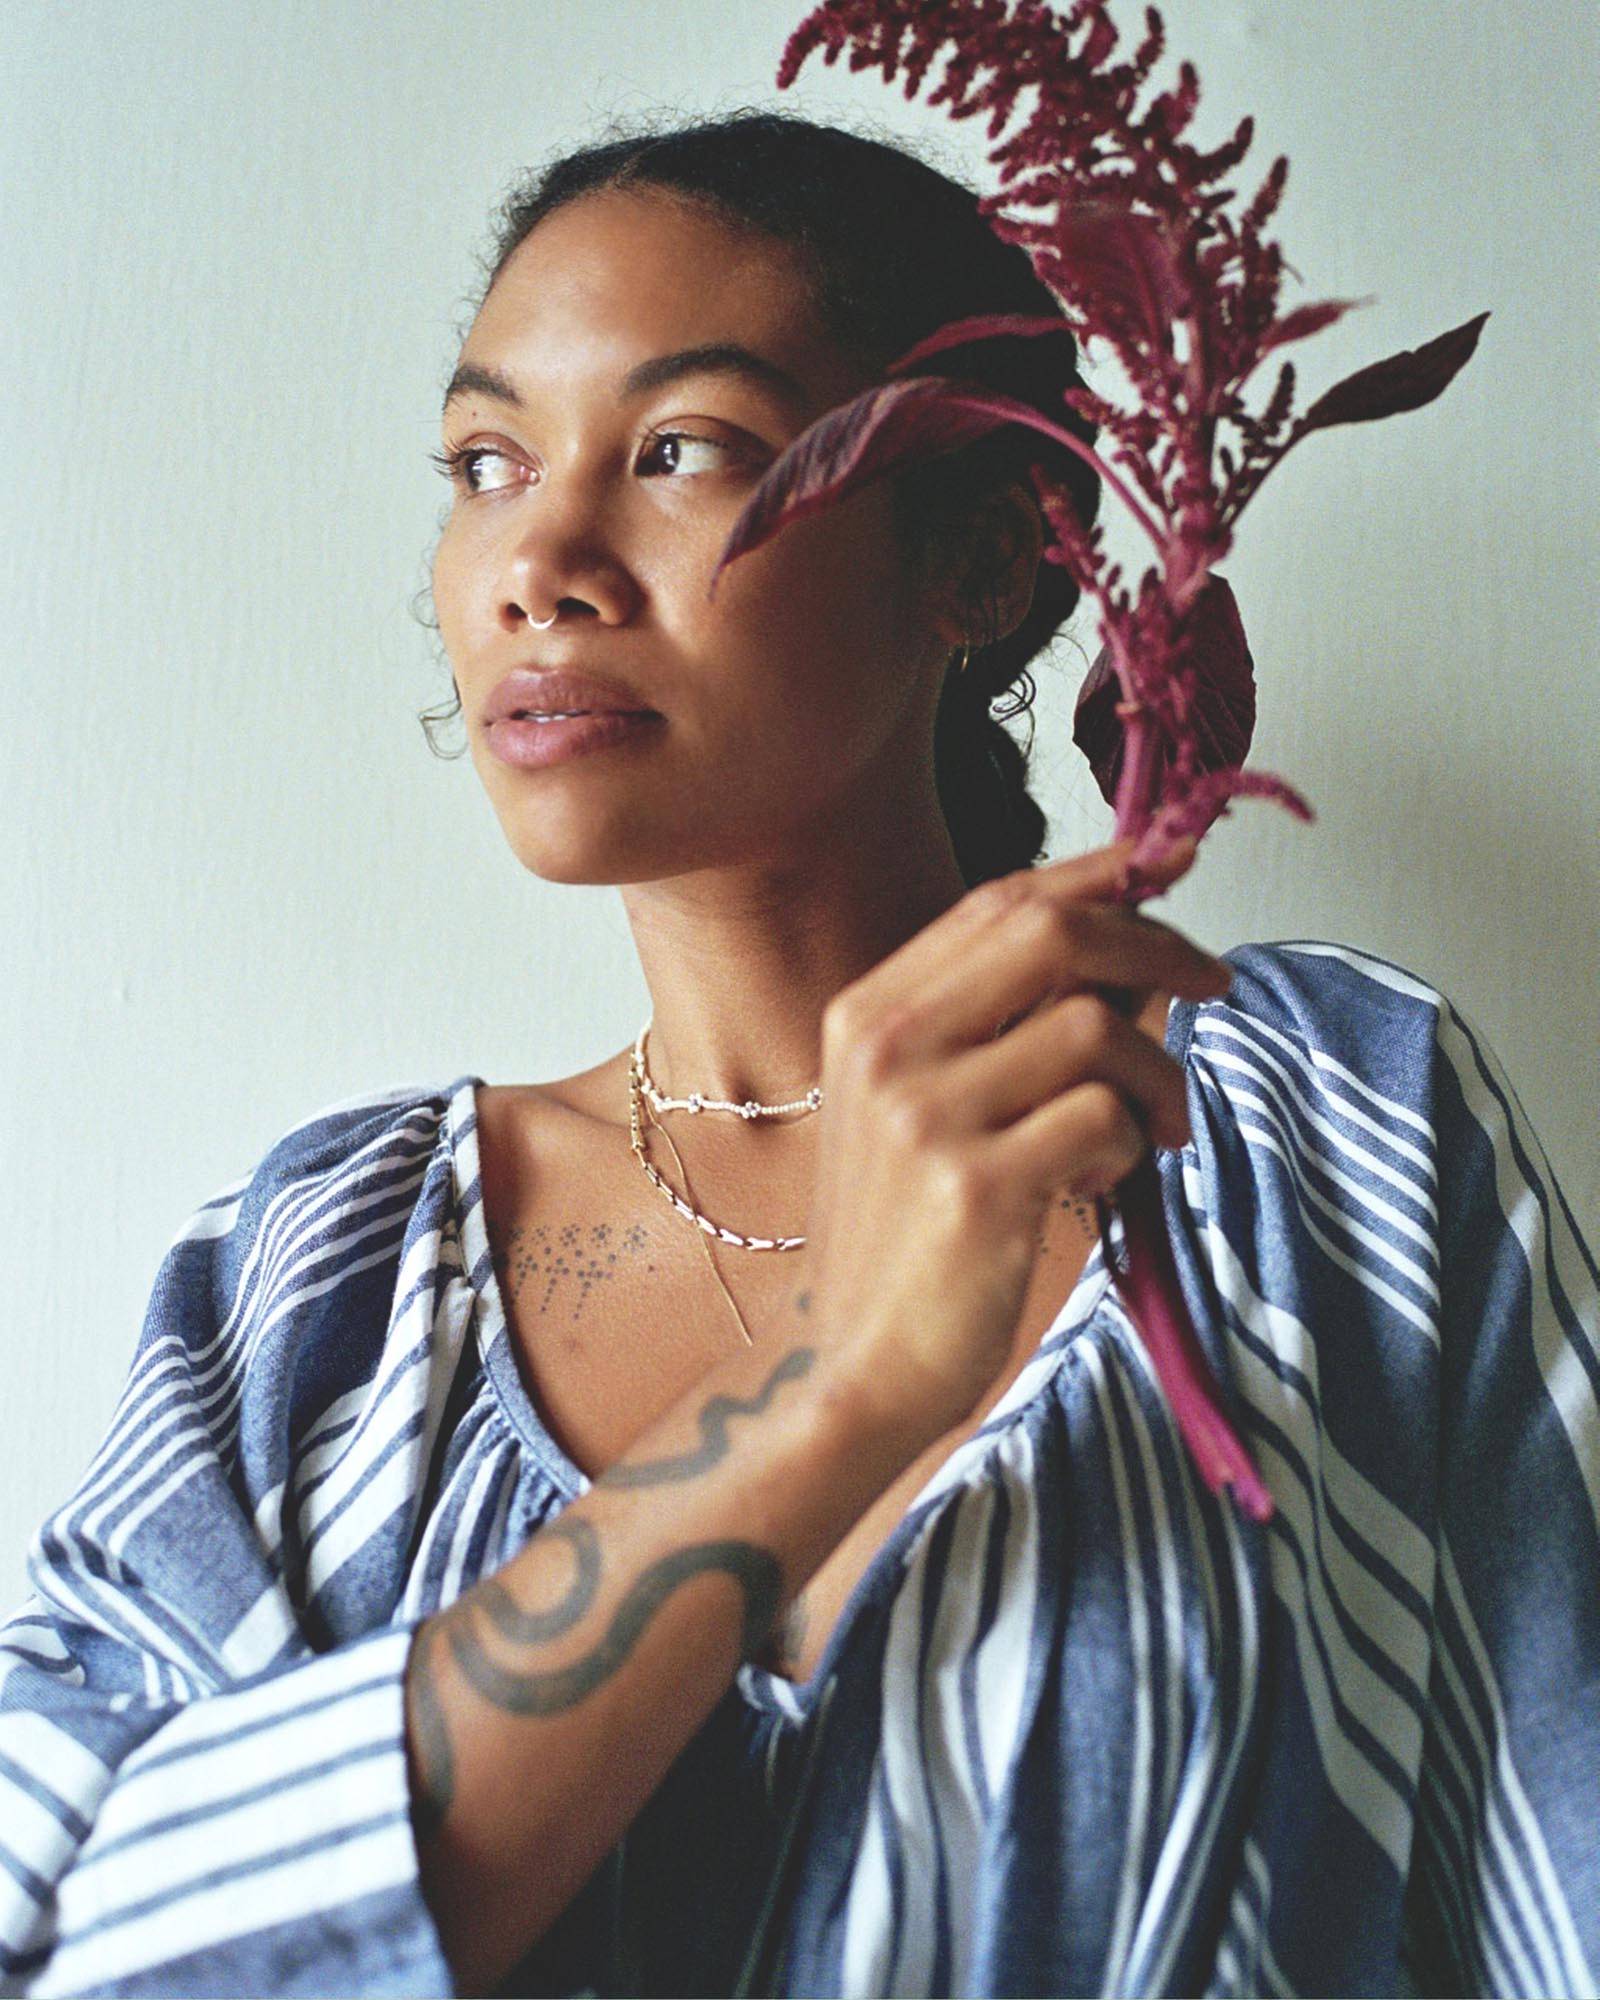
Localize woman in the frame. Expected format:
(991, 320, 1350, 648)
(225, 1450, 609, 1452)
(2, 112, 1595, 1999)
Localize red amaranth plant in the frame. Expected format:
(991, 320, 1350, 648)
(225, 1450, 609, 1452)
(707, 0, 1488, 1524)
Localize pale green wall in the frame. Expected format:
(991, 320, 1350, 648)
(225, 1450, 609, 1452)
(4, 1, 1596, 1602)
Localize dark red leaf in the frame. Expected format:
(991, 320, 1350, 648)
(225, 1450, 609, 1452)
(708, 375, 1080, 595)
(1072, 575, 1256, 807)
(1070, 643, 1124, 805)
(1297, 310, 1490, 435)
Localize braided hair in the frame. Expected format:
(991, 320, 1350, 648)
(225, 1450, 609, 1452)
(419, 108, 1103, 888)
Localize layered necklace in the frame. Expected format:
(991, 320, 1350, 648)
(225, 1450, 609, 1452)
(626, 1015, 1095, 1347)
(626, 1021, 817, 1346)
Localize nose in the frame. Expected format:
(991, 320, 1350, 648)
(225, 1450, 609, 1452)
(496, 486, 640, 635)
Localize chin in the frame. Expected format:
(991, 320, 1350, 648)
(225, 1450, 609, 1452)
(496, 817, 682, 888)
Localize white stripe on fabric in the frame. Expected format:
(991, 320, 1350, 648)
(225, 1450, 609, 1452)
(873, 1530, 938, 1995)
(0, 1763, 77, 1910)
(300, 1385, 432, 1602)
(28, 1542, 208, 1686)
(1111, 1336, 1260, 1997)
(1194, 1038, 1440, 1266)
(101, 1440, 213, 1567)
(111, 1627, 404, 1784)
(918, 1478, 996, 1996)
(165, 1190, 246, 1249)
(1275, 942, 1446, 1006)
(1195, 1221, 1423, 1875)
(88, 1675, 398, 1867)
(1226, 1330, 1435, 1665)
(218, 1583, 301, 1679)
(440, 1449, 512, 1611)
(1431, 1534, 1597, 1997)
(1114, 1351, 1189, 1833)
(1197, 1011, 1438, 1187)
(838, 1767, 894, 1995)
(1193, 1042, 1440, 1304)
(32, 1813, 418, 1997)
(1242, 1838, 1298, 1997)
(1181, 1154, 1437, 1601)
(1426, 1629, 1549, 1997)
(1433, 997, 1600, 1544)
(1193, 1066, 1443, 1342)
(970, 1425, 1041, 1809)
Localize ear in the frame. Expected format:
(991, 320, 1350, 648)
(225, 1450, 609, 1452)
(928, 477, 1045, 650)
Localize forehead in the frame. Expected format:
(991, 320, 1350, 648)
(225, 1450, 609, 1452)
(459, 188, 863, 412)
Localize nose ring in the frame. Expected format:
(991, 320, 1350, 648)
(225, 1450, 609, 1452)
(529, 611, 558, 630)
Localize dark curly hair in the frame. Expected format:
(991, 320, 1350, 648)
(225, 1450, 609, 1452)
(416, 107, 1102, 888)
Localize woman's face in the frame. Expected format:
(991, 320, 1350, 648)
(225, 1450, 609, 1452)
(430, 187, 956, 886)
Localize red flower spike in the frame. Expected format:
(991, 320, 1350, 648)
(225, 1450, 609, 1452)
(1258, 296, 1370, 358)
(735, 0, 1491, 1526)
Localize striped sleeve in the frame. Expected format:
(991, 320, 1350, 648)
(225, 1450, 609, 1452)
(1403, 991, 1600, 1997)
(0, 1117, 458, 1996)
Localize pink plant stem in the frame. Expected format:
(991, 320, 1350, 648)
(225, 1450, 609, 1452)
(1097, 1157, 1276, 1523)
(1110, 689, 1167, 834)
(1097, 743, 1276, 1522)
(1005, 412, 1168, 553)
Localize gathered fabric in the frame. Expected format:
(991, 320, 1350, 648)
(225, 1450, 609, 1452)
(1, 938, 1596, 1998)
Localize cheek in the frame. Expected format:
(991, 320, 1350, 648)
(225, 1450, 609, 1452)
(706, 482, 920, 688)
(429, 525, 467, 637)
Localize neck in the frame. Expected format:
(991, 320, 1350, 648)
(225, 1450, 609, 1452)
(612, 777, 971, 1122)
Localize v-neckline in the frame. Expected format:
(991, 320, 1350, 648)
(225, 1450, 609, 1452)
(443, 1007, 1178, 1720)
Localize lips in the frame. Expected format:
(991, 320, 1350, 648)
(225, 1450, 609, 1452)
(484, 668, 657, 727)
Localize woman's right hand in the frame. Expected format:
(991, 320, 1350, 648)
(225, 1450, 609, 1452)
(801, 836, 1235, 1445)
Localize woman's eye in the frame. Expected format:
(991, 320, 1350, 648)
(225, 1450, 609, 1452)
(430, 428, 740, 497)
(636, 428, 737, 477)
(429, 445, 518, 495)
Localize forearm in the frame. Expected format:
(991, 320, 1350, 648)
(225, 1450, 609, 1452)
(402, 1324, 928, 1996)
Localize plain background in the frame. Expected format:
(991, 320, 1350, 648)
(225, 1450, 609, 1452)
(3, 1, 1596, 1606)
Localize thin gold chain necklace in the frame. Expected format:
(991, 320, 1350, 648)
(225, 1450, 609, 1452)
(634, 1093, 761, 1347)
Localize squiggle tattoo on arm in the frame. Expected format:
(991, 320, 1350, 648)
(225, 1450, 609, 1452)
(595, 1345, 815, 1487)
(407, 1344, 815, 1837)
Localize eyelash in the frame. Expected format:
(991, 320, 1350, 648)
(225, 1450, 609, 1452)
(428, 428, 737, 494)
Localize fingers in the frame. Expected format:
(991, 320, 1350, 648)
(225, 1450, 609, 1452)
(833, 837, 1195, 1035)
(954, 992, 1195, 1151)
(870, 897, 1231, 1071)
(990, 1072, 1160, 1202)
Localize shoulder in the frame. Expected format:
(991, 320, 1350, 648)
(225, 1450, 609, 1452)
(1178, 937, 1524, 1163)
(1174, 936, 1452, 1083)
(170, 1074, 458, 1231)
(155, 1076, 466, 1362)
(1166, 938, 1462, 1320)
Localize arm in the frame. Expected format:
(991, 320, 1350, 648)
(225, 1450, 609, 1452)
(405, 1324, 928, 1996)
(0, 1157, 929, 1998)
(0, 1154, 469, 1998)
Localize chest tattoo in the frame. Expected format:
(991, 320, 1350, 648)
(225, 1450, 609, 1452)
(492, 1216, 656, 1321)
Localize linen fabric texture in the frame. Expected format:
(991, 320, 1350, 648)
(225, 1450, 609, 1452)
(0, 939, 1596, 1998)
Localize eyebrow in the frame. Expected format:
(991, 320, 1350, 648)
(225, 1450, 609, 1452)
(440, 343, 811, 421)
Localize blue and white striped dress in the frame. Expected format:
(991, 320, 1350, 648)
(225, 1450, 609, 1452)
(2, 939, 1596, 1998)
